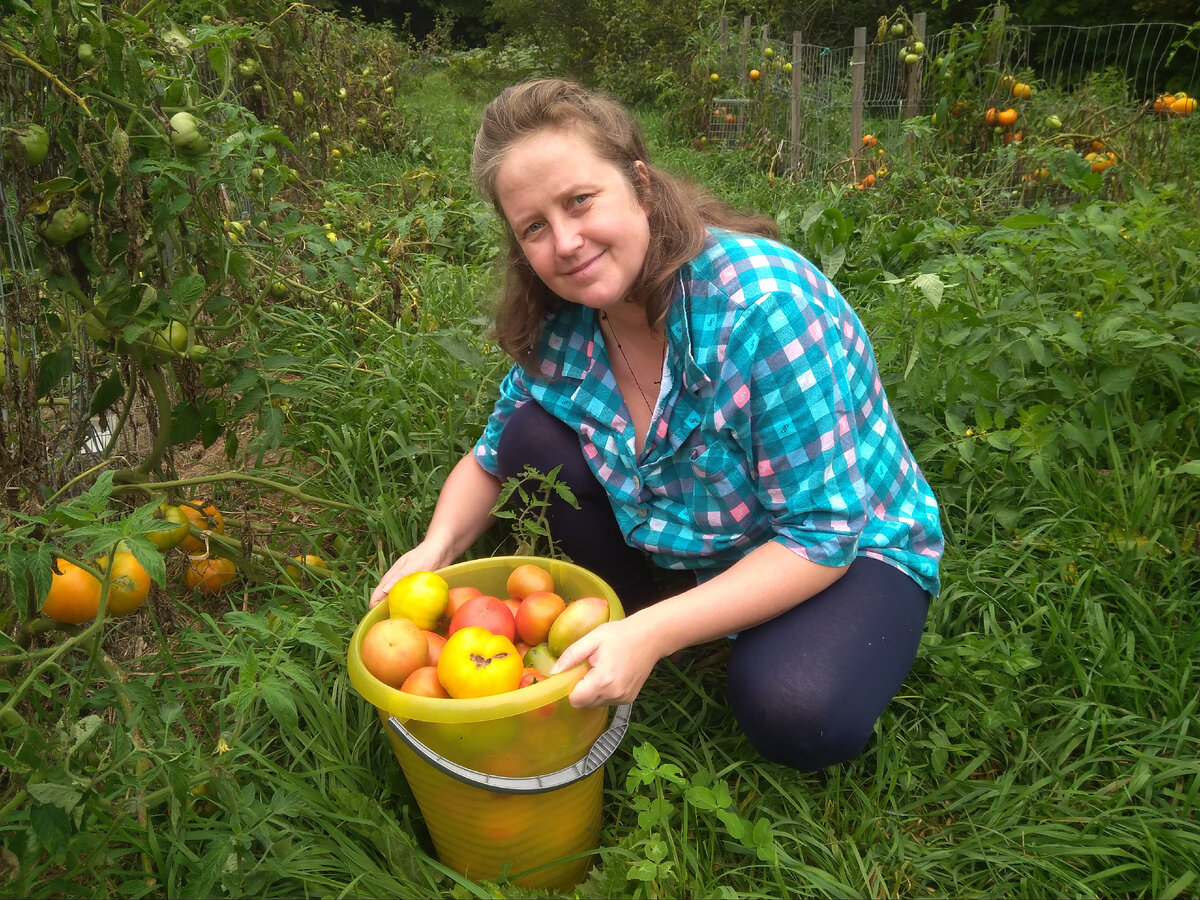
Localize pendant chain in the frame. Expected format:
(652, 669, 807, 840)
(601, 311, 662, 413)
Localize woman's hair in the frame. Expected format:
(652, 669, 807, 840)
(472, 78, 779, 367)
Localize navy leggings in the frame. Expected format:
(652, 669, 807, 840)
(495, 401, 930, 772)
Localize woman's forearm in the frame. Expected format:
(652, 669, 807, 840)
(631, 541, 849, 659)
(421, 453, 503, 563)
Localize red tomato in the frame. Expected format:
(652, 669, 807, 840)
(437, 626, 523, 698)
(518, 666, 546, 688)
(423, 630, 447, 666)
(515, 590, 567, 645)
(502, 597, 521, 619)
(400, 665, 451, 698)
(448, 595, 516, 641)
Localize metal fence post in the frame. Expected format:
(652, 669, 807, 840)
(790, 30, 802, 170)
(851, 27, 866, 166)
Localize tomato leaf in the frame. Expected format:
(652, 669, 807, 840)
(259, 676, 298, 731)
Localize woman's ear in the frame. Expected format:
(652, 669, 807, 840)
(633, 160, 652, 192)
(633, 160, 652, 202)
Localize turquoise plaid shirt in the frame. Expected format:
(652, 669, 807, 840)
(474, 228, 943, 594)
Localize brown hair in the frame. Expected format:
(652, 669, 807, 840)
(472, 78, 778, 367)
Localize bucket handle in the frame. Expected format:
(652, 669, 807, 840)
(386, 703, 632, 796)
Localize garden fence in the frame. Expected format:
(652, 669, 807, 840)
(708, 9, 1199, 181)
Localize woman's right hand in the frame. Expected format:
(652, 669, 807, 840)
(368, 540, 454, 608)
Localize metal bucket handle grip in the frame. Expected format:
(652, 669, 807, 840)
(386, 702, 632, 796)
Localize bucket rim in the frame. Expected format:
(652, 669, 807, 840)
(348, 555, 625, 724)
(386, 701, 631, 794)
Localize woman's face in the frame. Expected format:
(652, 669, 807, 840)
(495, 127, 651, 312)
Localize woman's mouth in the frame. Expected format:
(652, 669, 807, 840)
(565, 251, 604, 277)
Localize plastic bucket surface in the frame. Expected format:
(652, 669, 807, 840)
(348, 556, 627, 889)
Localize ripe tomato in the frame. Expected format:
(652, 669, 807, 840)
(518, 666, 546, 689)
(423, 630, 447, 666)
(505, 563, 555, 599)
(437, 626, 523, 699)
(386, 571, 449, 630)
(444, 585, 482, 621)
(42, 559, 101, 623)
(97, 550, 151, 616)
(548, 595, 611, 656)
(146, 503, 190, 551)
(184, 554, 237, 595)
(448, 595, 516, 641)
(515, 590, 567, 645)
(400, 665, 451, 698)
(360, 617, 429, 688)
(503, 597, 521, 619)
(179, 501, 225, 552)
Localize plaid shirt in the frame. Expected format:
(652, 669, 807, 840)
(475, 229, 943, 594)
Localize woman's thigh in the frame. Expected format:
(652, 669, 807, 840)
(495, 401, 662, 608)
(725, 556, 930, 771)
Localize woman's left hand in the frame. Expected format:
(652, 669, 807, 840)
(548, 616, 665, 707)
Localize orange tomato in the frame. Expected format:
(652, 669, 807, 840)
(400, 665, 450, 698)
(515, 590, 567, 646)
(997, 108, 1018, 126)
(423, 629, 447, 666)
(97, 550, 151, 616)
(361, 617, 429, 688)
(984, 107, 998, 124)
(185, 554, 237, 594)
(179, 502, 225, 552)
(42, 559, 101, 623)
(506, 563, 555, 599)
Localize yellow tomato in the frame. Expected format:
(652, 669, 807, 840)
(386, 570, 449, 630)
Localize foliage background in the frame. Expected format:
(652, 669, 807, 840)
(1, 0, 1198, 898)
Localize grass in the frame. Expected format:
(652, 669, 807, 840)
(3, 58, 1199, 900)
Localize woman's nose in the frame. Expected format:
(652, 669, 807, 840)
(554, 220, 583, 256)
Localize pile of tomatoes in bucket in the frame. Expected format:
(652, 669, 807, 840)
(359, 563, 610, 699)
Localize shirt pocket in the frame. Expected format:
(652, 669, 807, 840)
(684, 432, 755, 530)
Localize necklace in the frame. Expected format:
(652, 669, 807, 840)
(600, 311, 663, 413)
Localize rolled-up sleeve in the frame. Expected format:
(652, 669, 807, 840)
(472, 364, 532, 475)
(721, 292, 884, 568)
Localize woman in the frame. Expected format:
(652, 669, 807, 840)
(370, 78, 943, 772)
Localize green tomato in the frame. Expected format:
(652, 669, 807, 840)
(169, 112, 209, 156)
(41, 205, 91, 244)
(4, 124, 50, 167)
(77, 42, 96, 65)
(0, 332, 29, 388)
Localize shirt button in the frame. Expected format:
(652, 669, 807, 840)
(638, 508, 648, 519)
(632, 475, 641, 489)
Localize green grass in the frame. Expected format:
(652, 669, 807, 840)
(3, 58, 1199, 900)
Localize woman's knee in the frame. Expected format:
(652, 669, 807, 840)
(728, 678, 876, 771)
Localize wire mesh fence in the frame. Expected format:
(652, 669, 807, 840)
(707, 10, 1199, 187)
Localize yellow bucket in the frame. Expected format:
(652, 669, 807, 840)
(347, 556, 630, 890)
